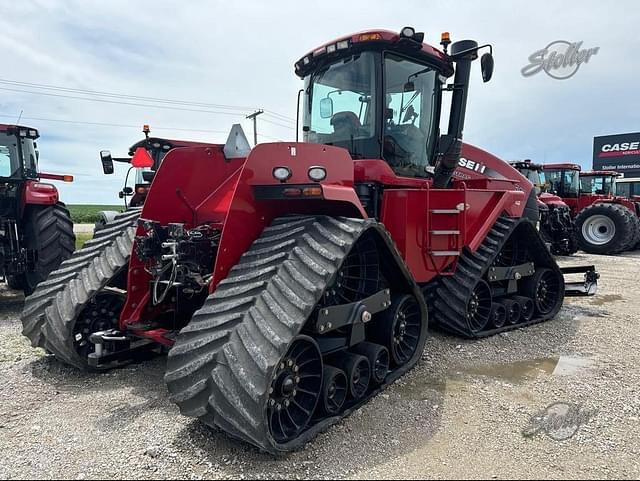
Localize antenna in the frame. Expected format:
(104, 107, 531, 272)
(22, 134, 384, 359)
(16, 109, 23, 124)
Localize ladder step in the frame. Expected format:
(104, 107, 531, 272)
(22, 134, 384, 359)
(431, 230, 461, 235)
(431, 209, 460, 214)
(430, 251, 461, 257)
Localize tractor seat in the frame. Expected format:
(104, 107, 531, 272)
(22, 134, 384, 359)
(330, 112, 361, 134)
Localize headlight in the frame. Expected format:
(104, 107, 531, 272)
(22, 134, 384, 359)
(273, 166, 292, 182)
(308, 166, 327, 182)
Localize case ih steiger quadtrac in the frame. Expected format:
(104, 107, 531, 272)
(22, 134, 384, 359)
(94, 125, 222, 230)
(21, 27, 597, 453)
(510, 159, 578, 256)
(544, 164, 640, 254)
(0, 124, 75, 295)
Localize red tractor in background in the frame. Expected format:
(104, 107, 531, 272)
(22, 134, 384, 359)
(22, 27, 597, 453)
(509, 160, 578, 256)
(544, 164, 640, 254)
(94, 125, 232, 230)
(0, 124, 75, 294)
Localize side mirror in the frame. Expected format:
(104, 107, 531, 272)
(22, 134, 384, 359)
(403, 81, 415, 92)
(142, 170, 156, 183)
(320, 97, 334, 119)
(481, 53, 494, 83)
(100, 150, 114, 175)
(122, 187, 133, 196)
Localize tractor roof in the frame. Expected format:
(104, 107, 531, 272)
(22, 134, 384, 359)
(581, 170, 623, 177)
(127, 137, 218, 156)
(294, 28, 454, 78)
(509, 159, 542, 171)
(543, 163, 581, 171)
(0, 123, 39, 138)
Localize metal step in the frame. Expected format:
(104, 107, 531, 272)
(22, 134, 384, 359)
(431, 209, 460, 214)
(430, 251, 461, 257)
(431, 230, 461, 235)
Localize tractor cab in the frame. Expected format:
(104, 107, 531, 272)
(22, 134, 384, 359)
(510, 159, 548, 194)
(580, 170, 620, 196)
(0, 125, 39, 182)
(543, 164, 581, 199)
(297, 28, 494, 184)
(616, 177, 640, 199)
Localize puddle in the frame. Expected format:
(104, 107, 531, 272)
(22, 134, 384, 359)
(397, 356, 593, 401)
(590, 294, 623, 306)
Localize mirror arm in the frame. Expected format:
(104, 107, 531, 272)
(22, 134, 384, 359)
(449, 43, 492, 61)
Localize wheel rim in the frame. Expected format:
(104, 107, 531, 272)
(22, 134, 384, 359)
(350, 357, 370, 399)
(489, 303, 506, 328)
(582, 215, 616, 246)
(534, 271, 562, 315)
(268, 336, 322, 444)
(322, 235, 380, 306)
(372, 347, 390, 383)
(507, 301, 521, 324)
(466, 281, 492, 333)
(390, 296, 422, 366)
(321, 367, 347, 415)
(73, 293, 124, 359)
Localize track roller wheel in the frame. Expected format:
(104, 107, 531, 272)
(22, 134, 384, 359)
(489, 303, 507, 329)
(319, 366, 348, 415)
(500, 299, 522, 325)
(466, 280, 492, 334)
(332, 353, 370, 400)
(513, 295, 535, 323)
(351, 342, 390, 385)
(268, 336, 323, 445)
(521, 267, 563, 317)
(370, 294, 422, 367)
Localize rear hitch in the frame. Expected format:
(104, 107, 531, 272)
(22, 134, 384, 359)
(87, 329, 157, 369)
(561, 265, 599, 297)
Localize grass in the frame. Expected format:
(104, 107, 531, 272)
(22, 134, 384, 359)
(75, 232, 93, 250)
(67, 204, 123, 224)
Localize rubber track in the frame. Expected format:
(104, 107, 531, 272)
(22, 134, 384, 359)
(20, 209, 140, 349)
(165, 215, 425, 453)
(432, 217, 564, 338)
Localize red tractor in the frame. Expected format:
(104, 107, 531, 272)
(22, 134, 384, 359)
(509, 160, 578, 255)
(0, 124, 75, 294)
(544, 164, 640, 254)
(95, 125, 229, 230)
(22, 27, 597, 453)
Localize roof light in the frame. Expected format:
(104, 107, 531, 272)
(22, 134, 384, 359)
(400, 27, 416, 38)
(28, 130, 37, 137)
(359, 33, 382, 42)
(303, 56, 311, 65)
(326, 44, 337, 54)
(19, 130, 27, 137)
(337, 40, 350, 50)
(441, 32, 451, 43)
(63, 175, 74, 182)
(273, 166, 292, 182)
(313, 47, 326, 56)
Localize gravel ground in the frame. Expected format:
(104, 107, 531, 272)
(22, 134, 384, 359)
(0, 252, 639, 480)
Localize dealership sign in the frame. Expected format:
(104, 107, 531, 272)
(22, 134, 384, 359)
(593, 132, 640, 176)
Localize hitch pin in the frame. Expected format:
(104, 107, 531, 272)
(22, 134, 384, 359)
(161, 254, 178, 261)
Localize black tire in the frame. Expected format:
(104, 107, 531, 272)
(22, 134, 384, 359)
(165, 216, 427, 453)
(21, 203, 75, 295)
(628, 214, 640, 251)
(93, 210, 120, 234)
(575, 203, 636, 255)
(20, 209, 140, 349)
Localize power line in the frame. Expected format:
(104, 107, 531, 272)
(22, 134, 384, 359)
(0, 78, 256, 112)
(260, 117, 296, 131)
(0, 113, 230, 135)
(0, 86, 251, 117)
(0, 77, 296, 125)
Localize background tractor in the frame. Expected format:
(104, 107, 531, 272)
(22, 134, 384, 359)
(0, 124, 75, 294)
(95, 125, 224, 230)
(544, 164, 640, 254)
(22, 27, 597, 453)
(510, 159, 578, 256)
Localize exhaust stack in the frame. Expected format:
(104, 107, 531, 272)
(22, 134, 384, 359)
(433, 39, 479, 189)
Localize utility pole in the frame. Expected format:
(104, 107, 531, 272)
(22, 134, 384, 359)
(246, 109, 264, 146)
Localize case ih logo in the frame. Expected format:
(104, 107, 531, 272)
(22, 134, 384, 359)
(593, 133, 640, 177)
(598, 141, 640, 159)
(521, 41, 599, 80)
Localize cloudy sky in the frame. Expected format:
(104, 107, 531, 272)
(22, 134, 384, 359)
(0, 0, 638, 204)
